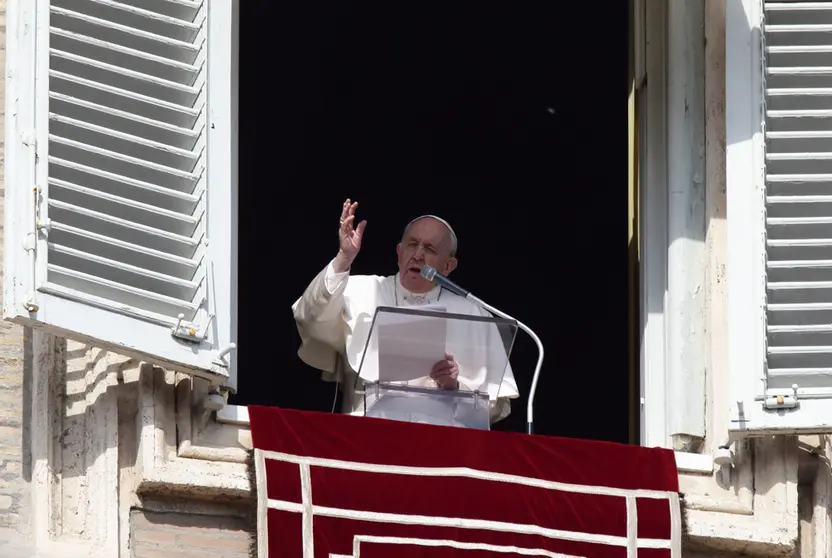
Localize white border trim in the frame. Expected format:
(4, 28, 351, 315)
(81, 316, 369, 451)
(255, 449, 269, 558)
(255, 450, 682, 557)
(300, 463, 315, 558)
(626, 496, 638, 558)
(238, 407, 713, 473)
(268, 498, 671, 550)
(352, 536, 581, 557)
(260, 450, 675, 499)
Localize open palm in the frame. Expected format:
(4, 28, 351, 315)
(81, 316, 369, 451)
(339, 199, 367, 259)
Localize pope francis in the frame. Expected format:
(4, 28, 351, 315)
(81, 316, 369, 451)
(291, 199, 519, 425)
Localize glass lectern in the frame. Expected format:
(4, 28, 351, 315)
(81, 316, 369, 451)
(355, 305, 517, 430)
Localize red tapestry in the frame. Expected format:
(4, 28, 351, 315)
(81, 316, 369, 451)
(248, 406, 681, 558)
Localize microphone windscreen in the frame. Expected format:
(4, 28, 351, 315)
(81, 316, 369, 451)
(420, 266, 437, 281)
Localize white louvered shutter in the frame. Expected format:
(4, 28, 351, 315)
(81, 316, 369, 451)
(730, 0, 832, 434)
(4, 0, 237, 384)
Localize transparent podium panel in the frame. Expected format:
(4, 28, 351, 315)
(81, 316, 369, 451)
(356, 306, 518, 430)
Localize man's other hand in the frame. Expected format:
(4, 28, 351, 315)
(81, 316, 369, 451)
(430, 352, 459, 390)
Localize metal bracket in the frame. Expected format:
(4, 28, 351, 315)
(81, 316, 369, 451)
(171, 313, 237, 369)
(171, 312, 217, 342)
(171, 313, 203, 342)
(763, 384, 799, 411)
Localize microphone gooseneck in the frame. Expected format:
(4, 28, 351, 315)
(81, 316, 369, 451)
(419, 265, 470, 297)
(418, 265, 545, 435)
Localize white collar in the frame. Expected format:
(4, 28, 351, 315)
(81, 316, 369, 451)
(394, 273, 442, 306)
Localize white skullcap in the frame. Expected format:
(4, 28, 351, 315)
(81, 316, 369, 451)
(404, 215, 458, 256)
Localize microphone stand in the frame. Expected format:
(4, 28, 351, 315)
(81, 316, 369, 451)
(420, 266, 545, 434)
(466, 293, 545, 435)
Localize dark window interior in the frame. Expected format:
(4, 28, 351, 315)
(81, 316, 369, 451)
(233, 2, 631, 443)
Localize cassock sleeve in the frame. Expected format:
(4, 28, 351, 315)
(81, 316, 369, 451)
(291, 260, 350, 382)
(491, 396, 512, 424)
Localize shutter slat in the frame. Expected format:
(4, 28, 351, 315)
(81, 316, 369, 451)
(49, 199, 199, 257)
(49, 179, 201, 236)
(767, 88, 832, 94)
(767, 3, 832, 10)
(767, 173, 832, 181)
(769, 260, 832, 267)
(763, 2, 832, 386)
(49, 157, 200, 210)
(49, 113, 200, 167)
(51, 27, 202, 85)
(45, 264, 200, 318)
(767, 25, 832, 32)
(50, 49, 201, 104)
(108, 0, 202, 21)
(769, 67, 832, 74)
(48, 243, 200, 294)
(50, 93, 200, 149)
(50, 71, 200, 126)
(50, 222, 201, 279)
(61, 0, 203, 33)
(768, 109, 832, 116)
(51, 6, 201, 57)
(49, 135, 201, 183)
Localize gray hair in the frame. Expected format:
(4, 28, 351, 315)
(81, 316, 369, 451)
(402, 215, 458, 257)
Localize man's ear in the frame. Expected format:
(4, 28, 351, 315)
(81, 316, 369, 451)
(443, 257, 458, 276)
(396, 243, 402, 258)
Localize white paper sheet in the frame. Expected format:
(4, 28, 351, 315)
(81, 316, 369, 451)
(375, 305, 448, 382)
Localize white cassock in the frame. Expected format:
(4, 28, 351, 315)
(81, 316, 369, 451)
(292, 260, 520, 425)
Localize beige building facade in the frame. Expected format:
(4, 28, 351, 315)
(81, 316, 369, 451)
(1, 0, 831, 556)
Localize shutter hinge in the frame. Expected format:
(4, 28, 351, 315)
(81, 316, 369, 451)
(22, 185, 42, 313)
(21, 131, 36, 148)
(763, 384, 799, 411)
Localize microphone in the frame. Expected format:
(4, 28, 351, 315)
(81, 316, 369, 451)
(419, 265, 545, 435)
(419, 265, 470, 298)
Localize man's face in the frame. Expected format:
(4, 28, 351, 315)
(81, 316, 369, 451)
(397, 218, 458, 293)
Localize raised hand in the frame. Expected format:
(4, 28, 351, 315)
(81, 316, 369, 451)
(333, 199, 367, 272)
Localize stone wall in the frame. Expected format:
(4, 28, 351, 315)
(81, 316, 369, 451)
(0, 322, 26, 536)
(130, 510, 252, 558)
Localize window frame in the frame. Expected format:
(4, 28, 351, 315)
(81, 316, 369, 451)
(217, 0, 714, 476)
(638, 0, 670, 450)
